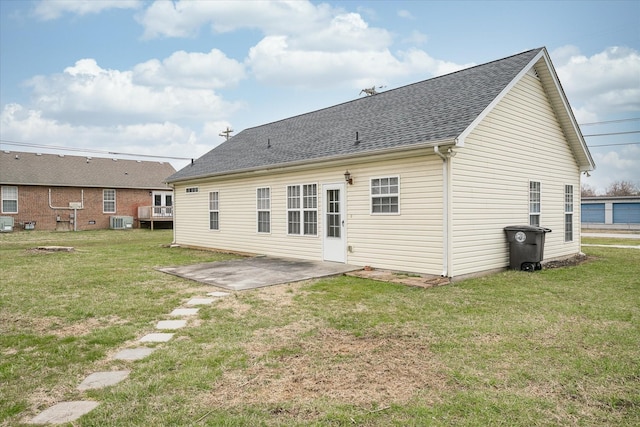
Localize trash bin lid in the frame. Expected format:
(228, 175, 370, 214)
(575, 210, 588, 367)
(504, 225, 552, 233)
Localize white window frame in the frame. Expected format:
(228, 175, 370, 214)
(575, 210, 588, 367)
(1, 186, 18, 214)
(564, 184, 573, 242)
(370, 176, 400, 215)
(257, 187, 271, 233)
(103, 189, 116, 213)
(186, 187, 199, 194)
(529, 181, 540, 226)
(209, 191, 219, 231)
(287, 183, 318, 236)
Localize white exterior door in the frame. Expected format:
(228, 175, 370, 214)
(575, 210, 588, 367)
(153, 191, 173, 217)
(322, 183, 346, 263)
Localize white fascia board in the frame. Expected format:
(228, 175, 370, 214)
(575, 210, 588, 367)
(168, 138, 455, 185)
(536, 51, 596, 172)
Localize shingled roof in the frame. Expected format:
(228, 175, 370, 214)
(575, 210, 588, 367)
(168, 47, 577, 183)
(0, 151, 175, 189)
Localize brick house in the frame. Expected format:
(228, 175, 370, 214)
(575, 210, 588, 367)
(0, 151, 175, 231)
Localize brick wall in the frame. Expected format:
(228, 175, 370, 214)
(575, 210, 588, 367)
(3, 185, 157, 231)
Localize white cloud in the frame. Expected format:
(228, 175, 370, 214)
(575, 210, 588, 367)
(0, 103, 220, 169)
(402, 30, 428, 46)
(135, 1, 472, 91)
(133, 49, 246, 89)
(138, 0, 333, 39)
(33, 0, 141, 20)
(397, 10, 414, 20)
(25, 58, 239, 125)
(398, 49, 474, 78)
(597, 149, 638, 170)
(291, 13, 392, 51)
(552, 46, 640, 119)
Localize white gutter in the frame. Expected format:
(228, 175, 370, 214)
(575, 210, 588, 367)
(434, 145, 455, 278)
(168, 138, 455, 185)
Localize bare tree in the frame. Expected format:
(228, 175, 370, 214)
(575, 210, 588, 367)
(605, 180, 640, 196)
(581, 183, 597, 197)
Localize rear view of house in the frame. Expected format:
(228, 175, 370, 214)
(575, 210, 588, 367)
(167, 47, 594, 279)
(1, 151, 175, 231)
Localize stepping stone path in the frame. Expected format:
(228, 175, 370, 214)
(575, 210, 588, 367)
(27, 290, 231, 424)
(29, 401, 99, 425)
(140, 333, 174, 343)
(186, 297, 215, 305)
(77, 371, 130, 391)
(171, 308, 199, 316)
(156, 319, 187, 329)
(113, 347, 156, 361)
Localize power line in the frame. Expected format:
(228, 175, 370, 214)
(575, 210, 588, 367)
(579, 118, 640, 126)
(0, 139, 192, 161)
(583, 130, 640, 137)
(587, 142, 640, 147)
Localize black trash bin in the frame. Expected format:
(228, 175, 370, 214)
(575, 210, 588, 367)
(504, 225, 552, 272)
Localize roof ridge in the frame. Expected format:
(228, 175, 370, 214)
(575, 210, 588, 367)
(238, 47, 545, 134)
(1, 150, 169, 165)
(168, 47, 548, 183)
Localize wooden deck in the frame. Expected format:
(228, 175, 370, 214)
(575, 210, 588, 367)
(138, 206, 173, 230)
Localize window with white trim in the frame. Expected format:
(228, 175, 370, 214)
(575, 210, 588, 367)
(103, 189, 116, 213)
(209, 191, 219, 230)
(257, 187, 270, 233)
(371, 176, 399, 214)
(1, 186, 18, 213)
(564, 185, 573, 242)
(287, 184, 317, 235)
(529, 181, 540, 226)
(186, 187, 199, 193)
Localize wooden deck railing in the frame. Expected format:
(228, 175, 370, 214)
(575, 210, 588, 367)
(138, 206, 173, 219)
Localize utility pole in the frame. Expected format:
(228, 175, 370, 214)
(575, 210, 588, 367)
(219, 126, 234, 141)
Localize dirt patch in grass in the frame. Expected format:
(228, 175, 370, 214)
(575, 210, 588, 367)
(543, 253, 593, 269)
(1, 312, 126, 337)
(207, 325, 447, 410)
(347, 269, 450, 288)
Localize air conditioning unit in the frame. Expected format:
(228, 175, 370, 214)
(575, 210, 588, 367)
(0, 216, 14, 232)
(110, 216, 134, 230)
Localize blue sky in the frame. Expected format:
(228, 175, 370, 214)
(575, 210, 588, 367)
(1, 0, 638, 193)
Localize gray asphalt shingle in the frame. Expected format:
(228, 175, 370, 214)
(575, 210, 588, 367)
(168, 48, 542, 183)
(0, 151, 175, 189)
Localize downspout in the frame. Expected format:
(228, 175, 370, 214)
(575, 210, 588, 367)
(434, 146, 453, 278)
(169, 183, 177, 244)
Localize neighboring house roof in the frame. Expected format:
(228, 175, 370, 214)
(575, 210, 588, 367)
(166, 47, 594, 183)
(0, 151, 176, 189)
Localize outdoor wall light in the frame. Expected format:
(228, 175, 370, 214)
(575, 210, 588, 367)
(344, 170, 353, 185)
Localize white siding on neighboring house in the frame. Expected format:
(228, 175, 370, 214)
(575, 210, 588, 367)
(451, 72, 582, 277)
(173, 150, 444, 275)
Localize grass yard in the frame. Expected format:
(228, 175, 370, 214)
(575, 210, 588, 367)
(1, 230, 638, 426)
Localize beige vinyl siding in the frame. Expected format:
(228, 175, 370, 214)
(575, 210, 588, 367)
(173, 150, 444, 275)
(346, 154, 443, 274)
(451, 72, 582, 276)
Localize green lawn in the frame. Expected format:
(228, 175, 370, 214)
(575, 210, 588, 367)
(1, 230, 638, 426)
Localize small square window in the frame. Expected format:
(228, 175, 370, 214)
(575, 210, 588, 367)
(371, 177, 399, 214)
